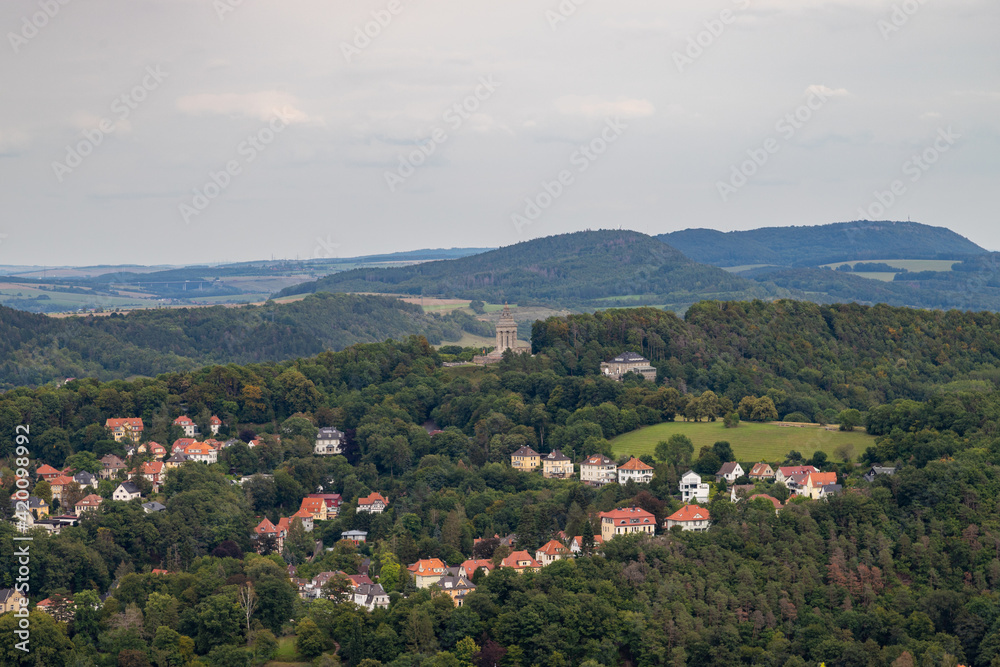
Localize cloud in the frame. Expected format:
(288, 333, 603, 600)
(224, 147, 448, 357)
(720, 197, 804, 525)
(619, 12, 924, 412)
(554, 96, 656, 119)
(805, 85, 850, 98)
(175, 91, 314, 124)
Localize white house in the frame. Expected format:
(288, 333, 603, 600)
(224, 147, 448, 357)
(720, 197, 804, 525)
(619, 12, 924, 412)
(679, 471, 710, 503)
(617, 457, 654, 485)
(113, 482, 142, 502)
(173, 416, 198, 438)
(715, 462, 745, 483)
(314, 427, 344, 456)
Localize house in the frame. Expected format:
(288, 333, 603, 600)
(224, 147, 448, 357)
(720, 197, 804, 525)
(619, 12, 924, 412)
(74, 494, 103, 515)
(568, 535, 598, 554)
(184, 442, 217, 464)
(864, 465, 897, 483)
(165, 453, 189, 469)
(353, 583, 390, 611)
(434, 574, 476, 606)
(139, 461, 165, 489)
(173, 416, 198, 437)
(541, 450, 573, 479)
(36, 464, 62, 481)
(0, 588, 27, 614)
(299, 498, 328, 522)
(679, 471, 710, 503)
(209, 415, 222, 435)
(73, 471, 97, 489)
(500, 551, 541, 574)
(599, 506, 656, 542)
(306, 493, 343, 517)
(99, 454, 126, 480)
(600, 352, 657, 382)
(729, 484, 757, 502)
(664, 505, 711, 532)
(142, 501, 167, 513)
(106, 418, 144, 442)
(618, 457, 654, 485)
(341, 530, 368, 545)
(748, 494, 783, 513)
(357, 492, 388, 514)
(802, 472, 838, 500)
(459, 559, 494, 580)
(314, 427, 345, 455)
(715, 462, 745, 483)
(820, 484, 843, 499)
(254, 518, 282, 552)
(138, 441, 167, 458)
(409, 559, 449, 588)
(24, 496, 49, 518)
(510, 446, 540, 472)
(785, 472, 811, 494)
(580, 454, 617, 487)
(171, 438, 196, 454)
(32, 515, 79, 534)
(112, 482, 142, 502)
(535, 539, 570, 565)
(293, 509, 315, 532)
(748, 463, 775, 481)
(775, 465, 818, 485)
(48, 475, 76, 503)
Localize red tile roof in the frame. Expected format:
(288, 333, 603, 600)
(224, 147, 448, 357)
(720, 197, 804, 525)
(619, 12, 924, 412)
(501, 550, 540, 569)
(666, 505, 711, 522)
(210, 415, 222, 425)
(358, 492, 388, 507)
(536, 539, 569, 556)
(48, 475, 75, 487)
(408, 558, 447, 574)
(599, 506, 655, 526)
(106, 418, 144, 429)
(778, 465, 817, 477)
(255, 518, 277, 535)
(619, 457, 654, 471)
(173, 416, 194, 425)
(459, 559, 494, 579)
(36, 464, 60, 476)
(807, 472, 838, 488)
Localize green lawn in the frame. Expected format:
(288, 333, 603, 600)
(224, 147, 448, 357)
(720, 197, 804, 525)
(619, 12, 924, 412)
(267, 636, 308, 666)
(611, 420, 876, 463)
(819, 259, 959, 272)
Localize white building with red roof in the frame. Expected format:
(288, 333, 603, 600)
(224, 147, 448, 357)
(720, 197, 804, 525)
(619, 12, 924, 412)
(408, 558, 448, 588)
(580, 454, 617, 487)
(357, 492, 388, 514)
(173, 416, 197, 437)
(500, 550, 541, 574)
(617, 457, 654, 484)
(599, 507, 656, 542)
(209, 415, 222, 434)
(535, 539, 570, 565)
(664, 504, 712, 532)
(106, 418, 144, 443)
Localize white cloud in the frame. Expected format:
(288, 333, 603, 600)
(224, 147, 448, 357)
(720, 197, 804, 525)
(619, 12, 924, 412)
(806, 85, 850, 98)
(554, 96, 655, 119)
(175, 92, 314, 124)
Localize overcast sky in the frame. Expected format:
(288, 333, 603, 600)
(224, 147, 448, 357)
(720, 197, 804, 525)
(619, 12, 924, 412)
(1, 0, 997, 266)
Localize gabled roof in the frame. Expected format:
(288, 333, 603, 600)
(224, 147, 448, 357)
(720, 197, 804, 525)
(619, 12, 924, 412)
(610, 351, 649, 363)
(666, 504, 711, 522)
(106, 418, 143, 429)
(358, 492, 388, 507)
(543, 450, 570, 462)
(600, 506, 655, 525)
(436, 574, 475, 591)
(209, 415, 222, 425)
(459, 559, 494, 579)
(173, 416, 195, 425)
(501, 550, 541, 569)
(293, 508, 314, 519)
(75, 494, 102, 507)
(582, 454, 614, 466)
(74, 471, 97, 484)
(536, 539, 569, 556)
(140, 461, 164, 475)
(142, 501, 166, 512)
(749, 463, 774, 476)
(300, 498, 325, 513)
(619, 457, 654, 471)
(36, 464, 60, 476)
(807, 472, 838, 488)
(317, 427, 344, 438)
(408, 558, 447, 574)
(778, 465, 817, 477)
(680, 470, 703, 480)
(716, 462, 742, 475)
(117, 481, 141, 494)
(276, 517, 291, 534)
(100, 454, 125, 467)
(255, 518, 277, 534)
(511, 446, 539, 458)
(166, 453, 189, 463)
(49, 475, 75, 487)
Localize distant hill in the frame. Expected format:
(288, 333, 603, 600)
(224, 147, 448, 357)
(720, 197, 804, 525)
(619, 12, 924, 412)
(276, 230, 782, 309)
(0, 293, 490, 389)
(658, 221, 987, 267)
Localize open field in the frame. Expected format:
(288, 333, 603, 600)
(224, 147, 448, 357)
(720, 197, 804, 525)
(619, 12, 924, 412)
(436, 332, 496, 348)
(819, 259, 959, 272)
(611, 420, 876, 463)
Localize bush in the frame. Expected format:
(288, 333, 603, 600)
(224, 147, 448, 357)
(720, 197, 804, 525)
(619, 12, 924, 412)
(782, 412, 811, 423)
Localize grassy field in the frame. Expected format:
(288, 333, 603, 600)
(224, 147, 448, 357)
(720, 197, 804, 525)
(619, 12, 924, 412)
(819, 259, 959, 272)
(266, 636, 309, 666)
(611, 420, 876, 463)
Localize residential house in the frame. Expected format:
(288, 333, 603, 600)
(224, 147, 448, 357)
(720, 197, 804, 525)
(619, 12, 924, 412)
(664, 505, 712, 532)
(535, 539, 570, 565)
(25, 496, 49, 518)
(314, 427, 345, 455)
(293, 509, 315, 532)
(353, 583, 390, 611)
(785, 472, 812, 494)
(164, 453, 189, 469)
(435, 574, 475, 606)
(500, 551, 541, 574)
(409, 559, 448, 588)
(185, 442, 217, 464)
(138, 441, 167, 458)
(569, 535, 604, 554)
(142, 501, 167, 513)
(32, 515, 79, 534)
(254, 518, 282, 552)
(48, 475, 76, 504)
(459, 559, 494, 580)
(36, 464, 62, 481)
(716, 462, 745, 483)
(112, 482, 142, 502)
(306, 493, 343, 517)
(775, 465, 818, 485)
(99, 454, 126, 480)
(0, 588, 27, 613)
(510, 446, 540, 472)
(171, 438, 196, 454)
(209, 415, 222, 435)
(341, 530, 368, 545)
(599, 506, 657, 542)
(357, 492, 388, 514)
(679, 471, 710, 503)
(299, 498, 328, 522)
(600, 352, 657, 382)
(748, 463, 775, 481)
(802, 472, 838, 500)
(820, 484, 843, 499)
(864, 466, 897, 483)
(73, 471, 97, 489)
(106, 418, 144, 443)
(729, 484, 757, 502)
(618, 457, 654, 485)
(74, 494, 103, 515)
(173, 416, 198, 437)
(139, 461, 165, 490)
(541, 450, 573, 479)
(748, 494, 783, 514)
(580, 454, 617, 487)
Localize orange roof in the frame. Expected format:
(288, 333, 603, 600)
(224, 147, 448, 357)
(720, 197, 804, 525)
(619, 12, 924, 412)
(294, 508, 313, 518)
(255, 518, 277, 534)
(49, 475, 75, 487)
(140, 461, 164, 474)
(808, 472, 837, 487)
(619, 457, 654, 471)
(76, 494, 102, 506)
(106, 418, 143, 429)
(599, 506, 655, 526)
(666, 504, 711, 522)
(536, 539, 569, 556)
(276, 518, 291, 533)
(358, 492, 388, 506)
(501, 550, 540, 569)
(408, 558, 447, 574)
(173, 416, 194, 425)
(151, 569, 170, 575)
(300, 498, 324, 513)
(36, 464, 60, 476)
(210, 415, 222, 424)
(460, 559, 494, 578)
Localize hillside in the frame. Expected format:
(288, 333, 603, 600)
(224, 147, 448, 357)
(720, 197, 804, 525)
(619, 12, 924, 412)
(276, 230, 783, 308)
(0, 292, 491, 388)
(658, 220, 986, 267)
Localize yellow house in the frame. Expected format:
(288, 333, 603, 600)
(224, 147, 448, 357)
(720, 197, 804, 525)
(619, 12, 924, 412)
(510, 446, 540, 472)
(105, 418, 144, 443)
(0, 588, 27, 614)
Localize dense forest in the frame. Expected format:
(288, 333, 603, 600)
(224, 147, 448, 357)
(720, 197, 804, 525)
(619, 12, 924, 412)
(0, 294, 491, 389)
(276, 231, 783, 309)
(2, 304, 1000, 665)
(658, 221, 986, 268)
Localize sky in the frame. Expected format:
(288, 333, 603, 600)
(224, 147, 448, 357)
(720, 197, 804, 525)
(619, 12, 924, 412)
(1, 0, 998, 266)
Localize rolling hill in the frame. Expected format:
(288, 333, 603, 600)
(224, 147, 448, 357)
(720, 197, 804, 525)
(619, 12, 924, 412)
(276, 230, 784, 309)
(658, 220, 987, 268)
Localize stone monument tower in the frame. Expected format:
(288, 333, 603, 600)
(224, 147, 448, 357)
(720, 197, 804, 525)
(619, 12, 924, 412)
(495, 303, 517, 353)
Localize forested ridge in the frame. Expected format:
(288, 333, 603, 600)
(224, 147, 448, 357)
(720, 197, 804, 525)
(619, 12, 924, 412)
(2, 302, 1000, 665)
